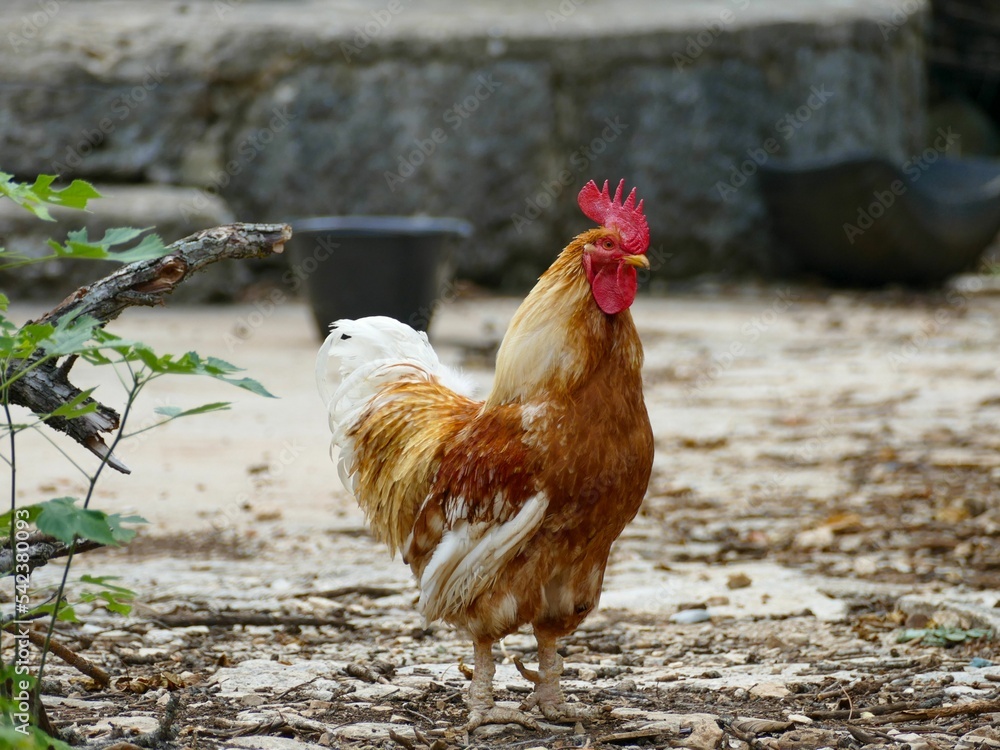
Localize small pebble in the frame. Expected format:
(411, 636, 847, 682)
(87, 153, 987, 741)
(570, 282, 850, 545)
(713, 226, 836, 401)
(143, 629, 181, 646)
(670, 608, 710, 624)
(970, 657, 995, 668)
(726, 572, 752, 589)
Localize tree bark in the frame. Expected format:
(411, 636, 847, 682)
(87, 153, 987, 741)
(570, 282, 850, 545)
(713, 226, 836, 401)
(4, 223, 290, 473)
(0, 532, 104, 578)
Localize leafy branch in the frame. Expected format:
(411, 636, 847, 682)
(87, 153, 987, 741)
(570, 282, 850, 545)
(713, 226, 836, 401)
(0, 171, 293, 746)
(2, 221, 289, 472)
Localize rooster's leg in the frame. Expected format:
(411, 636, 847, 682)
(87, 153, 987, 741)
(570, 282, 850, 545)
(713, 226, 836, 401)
(463, 638, 539, 732)
(516, 630, 598, 722)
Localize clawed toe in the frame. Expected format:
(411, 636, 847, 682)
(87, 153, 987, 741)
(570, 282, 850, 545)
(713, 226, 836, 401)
(520, 692, 599, 723)
(537, 700, 601, 723)
(513, 655, 540, 684)
(464, 706, 540, 732)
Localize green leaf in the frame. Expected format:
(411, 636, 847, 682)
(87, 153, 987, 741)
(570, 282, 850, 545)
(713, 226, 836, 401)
(202, 356, 276, 397)
(38, 313, 102, 357)
(0, 172, 52, 220)
(76, 328, 144, 365)
(97, 590, 133, 615)
(95, 226, 146, 246)
(0, 504, 42, 538)
(43, 178, 103, 210)
(223, 376, 275, 398)
(154, 402, 231, 419)
(129, 349, 275, 398)
(31, 175, 102, 211)
(46, 226, 169, 264)
(2, 322, 54, 359)
(34, 497, 146, 546)
(30, 599, 80, 623)
(48, 388, 98, 420)
(1, 312, 110, 362)
(108, 232, 169, 262)
(80, 574, 136, 597)
(35, 497, 114, 545)
(0, 171, 100, 221)
(896, 626, 993, 647)
(103, 512, 146, 544)
(0, 724, 72, 750)
(78, 589, 133, 615)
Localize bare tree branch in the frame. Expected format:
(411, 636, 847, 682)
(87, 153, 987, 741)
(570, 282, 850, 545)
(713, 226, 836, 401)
(2, 624, 111, 687)
(0, 532, 105, 578)
(4, 223, 291, 474)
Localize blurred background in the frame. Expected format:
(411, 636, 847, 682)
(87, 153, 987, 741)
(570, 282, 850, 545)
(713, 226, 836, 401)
(3, 0, 1000, 307)
(3, 5, 1000, 737)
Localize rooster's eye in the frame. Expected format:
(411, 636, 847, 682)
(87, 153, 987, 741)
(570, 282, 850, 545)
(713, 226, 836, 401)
(602, 239, 615, 250)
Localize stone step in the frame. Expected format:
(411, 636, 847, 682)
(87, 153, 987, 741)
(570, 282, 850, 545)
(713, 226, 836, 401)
(1, 0, 928, 289)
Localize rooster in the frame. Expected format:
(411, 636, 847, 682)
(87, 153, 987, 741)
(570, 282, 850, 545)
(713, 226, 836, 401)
(317, 180, 654, 729)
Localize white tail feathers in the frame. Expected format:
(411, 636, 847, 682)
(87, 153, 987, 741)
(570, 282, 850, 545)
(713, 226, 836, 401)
(316, 316, 477, 454)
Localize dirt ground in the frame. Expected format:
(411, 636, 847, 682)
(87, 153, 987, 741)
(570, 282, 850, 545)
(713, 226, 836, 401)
(6, 279, 1000, 750)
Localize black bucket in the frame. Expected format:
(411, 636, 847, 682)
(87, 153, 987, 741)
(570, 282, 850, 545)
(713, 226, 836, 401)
(758, 152, 1000, 286)
(289, 216, 473, 338)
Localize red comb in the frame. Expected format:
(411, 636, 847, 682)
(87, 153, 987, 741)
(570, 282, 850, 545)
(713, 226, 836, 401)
(577, 179, 649, 254)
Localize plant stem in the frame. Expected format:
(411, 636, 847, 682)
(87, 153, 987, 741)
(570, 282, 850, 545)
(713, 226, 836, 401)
(35, 367, 144, 687)
(2, 397, 14, 679)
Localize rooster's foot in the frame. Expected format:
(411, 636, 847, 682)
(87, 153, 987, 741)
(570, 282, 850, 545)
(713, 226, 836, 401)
(514, 653, 599, 723)
(464, 706, 540, 732)
(519, 692, 601, 723)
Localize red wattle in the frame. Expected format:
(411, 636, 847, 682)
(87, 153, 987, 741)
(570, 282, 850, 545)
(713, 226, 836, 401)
(591, 264, 637, 315)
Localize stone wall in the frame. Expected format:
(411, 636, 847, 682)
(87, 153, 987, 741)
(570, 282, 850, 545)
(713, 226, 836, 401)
(1, 0, 928, 294)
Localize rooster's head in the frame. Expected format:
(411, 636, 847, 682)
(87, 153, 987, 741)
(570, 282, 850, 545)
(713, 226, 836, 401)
(576, 179, 650, 315)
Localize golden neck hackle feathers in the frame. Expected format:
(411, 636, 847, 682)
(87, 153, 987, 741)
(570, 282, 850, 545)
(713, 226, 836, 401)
(485, 229, 644, 409)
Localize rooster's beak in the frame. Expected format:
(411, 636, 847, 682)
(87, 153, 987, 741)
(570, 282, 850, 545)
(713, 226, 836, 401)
(622, 254, 650, 270)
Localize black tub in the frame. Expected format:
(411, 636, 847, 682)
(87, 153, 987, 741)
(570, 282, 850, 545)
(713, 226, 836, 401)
(758, 152, 1000, 286)
(289, 216, 473, 338)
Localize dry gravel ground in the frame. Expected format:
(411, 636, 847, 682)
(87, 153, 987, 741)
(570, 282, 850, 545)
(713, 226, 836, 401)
(6, 280, 1000, 750)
